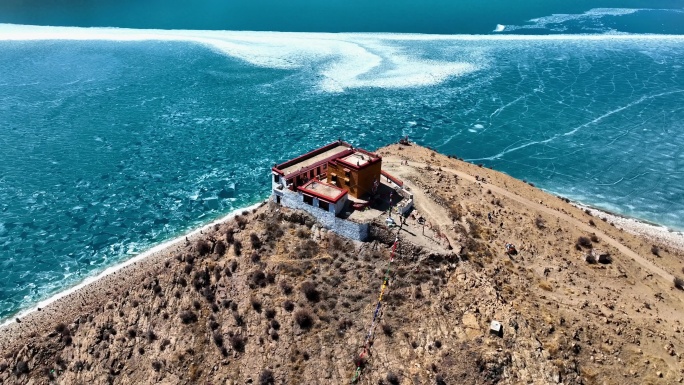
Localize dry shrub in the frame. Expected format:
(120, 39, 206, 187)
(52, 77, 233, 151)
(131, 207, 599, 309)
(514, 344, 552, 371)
(259, 369, 275, 385)
(250, 233, 262, 249)
(449, 204, 464, 222)
(590, 234, 599, 243)
(209, 320, 220, 330)
(535, 217, 546, 229)
(598, 253, 612, 264)
(585, 254, 597, 264)
(283, 300, 295, 312)
(264, 308, 276, 319)
(279, 280, 293, 295)
(651, 245, 660, 256)
(212, 332, 224, 347)
(300, 281, 320, 302)
(196, 240, 211, 256)
(467, 218, 482, 239)
(225, 229, 235, 244)
(386, 372, 400, 385)
(249, 270, 267, 289)
(233, 240, 242, 256)
(192, 269, 211, 290)
(577, 236, 592, 249)
(250, 296, 262, 312)
(235, 215, 248, 229)
(146, 330, 157, 341)
(232, 311, 244, 326)
(295, 227, 310, 239)
(382, 323, 393, 337)
(179, 311, 198, 324)
(264, 217, 284, 241)
(674, 277, 684, 290)
(295, 239, 319, 259)
(15, 361, 29, 375)
(55, 323, 69, 335)
(294, 309, 314, 329)
(229, 335, 246, 352)
(214, 240, 226, 255)
(328, 233, 346, 252)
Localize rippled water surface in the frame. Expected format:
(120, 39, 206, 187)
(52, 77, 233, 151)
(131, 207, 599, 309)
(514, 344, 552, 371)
(0, 29, 683, 320)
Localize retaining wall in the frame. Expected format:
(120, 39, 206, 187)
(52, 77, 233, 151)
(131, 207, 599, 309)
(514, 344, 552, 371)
(274, 190, 369, 241)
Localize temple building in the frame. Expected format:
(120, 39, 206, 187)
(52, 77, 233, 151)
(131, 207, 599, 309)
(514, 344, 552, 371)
(270, 140, 412, 241)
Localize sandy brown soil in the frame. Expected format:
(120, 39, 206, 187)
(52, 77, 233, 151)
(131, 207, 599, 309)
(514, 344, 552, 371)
(1, 142, 683, 385)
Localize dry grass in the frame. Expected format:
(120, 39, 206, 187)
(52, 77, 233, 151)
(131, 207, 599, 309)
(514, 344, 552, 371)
(539, 280, 553, 292)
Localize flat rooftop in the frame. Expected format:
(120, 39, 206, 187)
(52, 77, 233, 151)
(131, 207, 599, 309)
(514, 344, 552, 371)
(299, 180, 347, 203)
(340, 151, 375, 167)
(278, 143, 351, 176)
(342, 180, 406, 222)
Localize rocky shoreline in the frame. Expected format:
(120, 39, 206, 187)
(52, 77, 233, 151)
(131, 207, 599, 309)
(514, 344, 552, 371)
(573, 203, 684, 253)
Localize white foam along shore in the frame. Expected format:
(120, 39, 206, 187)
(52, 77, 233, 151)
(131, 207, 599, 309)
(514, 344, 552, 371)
(572, 203, 684, 252)
(2, 24, 684, 92)
(0, 201, 265, 329)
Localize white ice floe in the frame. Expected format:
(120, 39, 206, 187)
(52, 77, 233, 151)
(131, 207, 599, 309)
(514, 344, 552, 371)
(502, 8, 682, 33)
(2, 24, 684, 93)
(0, 24, 482, 93)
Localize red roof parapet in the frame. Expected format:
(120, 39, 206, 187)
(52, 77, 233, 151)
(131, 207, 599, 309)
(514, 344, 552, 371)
(273, 140, 353, 175)
(298, 179, 348, 203)
(381, 170, 403, 187)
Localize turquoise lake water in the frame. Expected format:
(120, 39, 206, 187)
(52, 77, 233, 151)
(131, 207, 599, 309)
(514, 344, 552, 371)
(0, 6, 683, 320)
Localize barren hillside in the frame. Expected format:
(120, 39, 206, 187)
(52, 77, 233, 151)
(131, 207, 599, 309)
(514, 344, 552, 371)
(1, 143, 683, 385)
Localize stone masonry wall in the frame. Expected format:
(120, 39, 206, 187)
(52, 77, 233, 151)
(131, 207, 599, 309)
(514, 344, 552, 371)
(276, 190, 369, 241)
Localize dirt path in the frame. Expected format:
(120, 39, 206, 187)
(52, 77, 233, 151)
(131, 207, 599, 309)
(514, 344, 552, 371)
(384, 156, 675, 284)
(395, 175, 458, 251)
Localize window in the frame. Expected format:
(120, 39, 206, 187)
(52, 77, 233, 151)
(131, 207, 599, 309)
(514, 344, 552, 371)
(331, 174, 337, 183)
(303, 194, 314, 206)
(310, 170, 314, 179)
(318, 201, 330, 211)
(273, 174, 279, 183)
